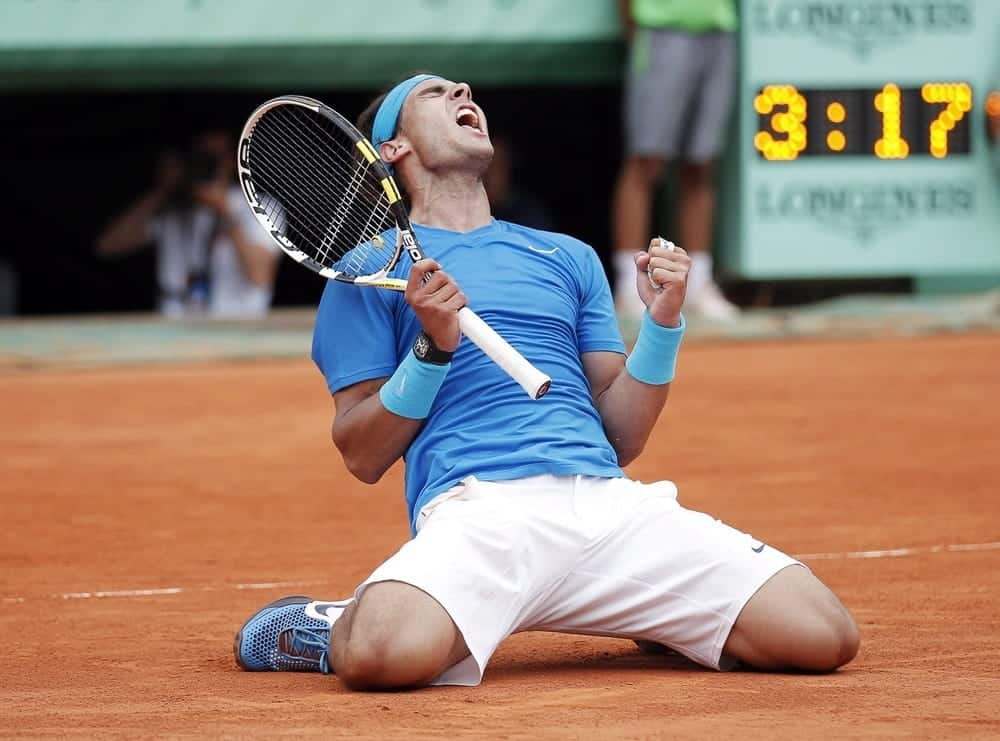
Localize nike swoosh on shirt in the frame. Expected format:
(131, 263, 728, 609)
(527, 245, 559, 255)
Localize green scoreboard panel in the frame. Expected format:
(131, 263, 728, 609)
(725, 0, 1000, 279)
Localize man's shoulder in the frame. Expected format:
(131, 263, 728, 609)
(314, 272, 397, 321)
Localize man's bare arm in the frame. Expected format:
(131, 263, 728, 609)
(222, 218, 279, 288)
(585, 351, 671, 466)
(194, 182, 278, 288)
(328, 258, 467, 484)
(585, 238, 690, 465)
(95, 189, 166, 257)
(331, 378, 423, 484)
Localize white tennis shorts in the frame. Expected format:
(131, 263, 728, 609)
(358, 474, 801, 686)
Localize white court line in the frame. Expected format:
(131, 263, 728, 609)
(2, 541, 998, 605)
(795, 541, 1000, 560)
(235, 579, 331, 590)
(61, 587, 185, 599)
(1, 580, 334, 605)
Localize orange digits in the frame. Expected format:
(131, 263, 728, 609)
(921, 82, 972, 159)
(753, 85, 808, 161)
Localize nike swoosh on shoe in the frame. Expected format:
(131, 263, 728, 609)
(305, 599, 352, 626)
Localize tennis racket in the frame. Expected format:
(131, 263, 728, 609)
(237, 95, 551, 400)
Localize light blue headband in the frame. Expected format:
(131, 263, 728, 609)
(371, 74, 442, 152)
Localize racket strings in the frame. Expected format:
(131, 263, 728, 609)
(251, 141, 373, 265)
(264, 108, 388, 212)
(267, 119, 397, 265)
(264, 108, 398, 255)
(260, 107, 387, 217)
(250, 146, 358, 248)
(246, 106, 399, 276)
(252, 117, 388, 256)
(317, 149, 372, 265)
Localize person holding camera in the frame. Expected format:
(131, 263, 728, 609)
(96, 130, 280, 319)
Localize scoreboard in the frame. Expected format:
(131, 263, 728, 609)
(722, 0, 1000, 279)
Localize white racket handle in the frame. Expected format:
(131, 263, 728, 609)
(457, 307, 551, 399)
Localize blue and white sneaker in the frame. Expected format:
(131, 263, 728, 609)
(234, 595, 351, 674)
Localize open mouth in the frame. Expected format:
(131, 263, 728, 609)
(455, 106, 482, 132)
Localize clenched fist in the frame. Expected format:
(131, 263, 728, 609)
(633, 237, 689, 328)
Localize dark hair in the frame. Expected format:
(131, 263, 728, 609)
(356, 72, 437, 200)
(355, 91, 389, 140)
(355, 70, 438, 138)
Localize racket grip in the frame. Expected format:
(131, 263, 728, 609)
(457, 307, 551, 399)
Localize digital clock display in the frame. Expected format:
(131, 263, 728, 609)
(754, 82, 973, 160)
(728, 0, 998, 282)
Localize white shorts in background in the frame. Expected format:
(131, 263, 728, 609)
(357, 475, 802, 686)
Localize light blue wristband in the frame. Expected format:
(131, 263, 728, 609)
(378, 349, 451, 419)
(625, 312, 685, 385)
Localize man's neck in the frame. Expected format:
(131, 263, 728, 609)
(407, 172, 493, 233)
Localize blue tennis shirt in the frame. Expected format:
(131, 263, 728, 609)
(312, 220, 626, 532)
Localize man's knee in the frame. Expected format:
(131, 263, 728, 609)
(825, 604, 861, 669)
(726, 565, 860, 672)
(336, 626, 445, 690)
(795, 601, 860, 672)
(624, 156, 667, 186)
(331, 581, 465, 691)
(678, 161, 715, 189)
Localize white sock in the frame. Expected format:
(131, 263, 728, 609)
(614, 250, 638, 298)
(688, 252, 713, 299)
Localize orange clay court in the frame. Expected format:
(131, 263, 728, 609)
(2, 331, 999, 738)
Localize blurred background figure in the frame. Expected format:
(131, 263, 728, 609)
(611, 0, 738, 321)
(95, 130, 279, 319)
(483, 135, 554, 231)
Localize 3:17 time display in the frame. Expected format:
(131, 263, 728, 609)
(754, 82, 972, 161)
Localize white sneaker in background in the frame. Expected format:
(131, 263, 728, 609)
(615, 282, 648, 322)
(685, 280, 741, 320)
(613, 250, 646, 322)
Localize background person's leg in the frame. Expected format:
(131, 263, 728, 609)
(613, 29, 700, 320)
(612, 155, 668, 317)
(612, 156, 668, 256)
(678, 30, 740, 320)
(676, 161, 715, 268)
(676, 160, 738, 319)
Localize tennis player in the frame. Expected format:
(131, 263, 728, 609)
(234, 74, 860, 689)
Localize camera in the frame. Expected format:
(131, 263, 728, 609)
(164, 146, 225, 208)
